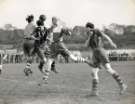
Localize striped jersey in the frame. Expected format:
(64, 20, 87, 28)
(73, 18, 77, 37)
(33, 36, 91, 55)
(32, 26, 48, 45)
(88, 29, 103, 49)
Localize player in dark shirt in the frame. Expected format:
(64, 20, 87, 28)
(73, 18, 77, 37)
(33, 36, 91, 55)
(85, 22, 127, 96)
(24, 19, 47, 76)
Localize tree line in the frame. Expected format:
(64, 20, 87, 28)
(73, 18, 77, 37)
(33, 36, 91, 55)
(0, 23, 135, 50)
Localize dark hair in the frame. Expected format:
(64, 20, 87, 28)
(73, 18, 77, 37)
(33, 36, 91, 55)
(85, 22, 94, 29)
(36, 20, 44, 26)
(26, 15, 34, 23)
(39, 14, 46, 21)
(52, 16, 57, 21)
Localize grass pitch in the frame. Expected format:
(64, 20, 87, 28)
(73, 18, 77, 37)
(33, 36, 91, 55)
(0, 61, 134, 104)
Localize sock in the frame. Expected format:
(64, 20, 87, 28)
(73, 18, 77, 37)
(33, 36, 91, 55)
(112, 73, 124, 87)
(51, 61, 55, 69)
(43, 70, 50, 81)
(92, 79, 99, 91)
(39, 62, 44, 69)
(25, 62, 31, 69)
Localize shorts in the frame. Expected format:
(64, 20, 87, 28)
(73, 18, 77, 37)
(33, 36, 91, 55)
(44, 42, 70, 59)
(23, 39, 45, 61)
(23, 39, 35, 57)
(33, 42, 45, 61)
(92, 48, 110, 67)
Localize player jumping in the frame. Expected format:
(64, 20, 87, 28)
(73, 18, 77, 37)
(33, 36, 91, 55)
(38, 17, 91, 85)
(23, 14, 40, 76)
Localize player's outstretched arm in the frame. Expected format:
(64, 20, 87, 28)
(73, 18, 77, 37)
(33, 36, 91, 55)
(85, 35, 90, 47)
(101, 32, 117, 48)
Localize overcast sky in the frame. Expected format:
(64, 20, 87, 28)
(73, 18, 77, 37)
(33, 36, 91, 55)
(0, 0, 135, 29)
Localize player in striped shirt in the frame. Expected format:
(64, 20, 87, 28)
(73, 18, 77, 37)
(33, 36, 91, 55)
(38, 17, 91, 85)
(85, 22, 127, 96)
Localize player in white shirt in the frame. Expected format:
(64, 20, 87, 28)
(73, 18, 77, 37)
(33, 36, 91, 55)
(23, 15, 36, 76)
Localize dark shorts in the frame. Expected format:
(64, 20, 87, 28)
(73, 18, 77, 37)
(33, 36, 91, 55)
(23, 39, 35, 57)
(23, 39, 45, 61)
(45, 42, 70, 58)
(92, 48, 110, 67)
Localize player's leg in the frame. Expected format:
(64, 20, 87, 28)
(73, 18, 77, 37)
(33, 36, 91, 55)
(38, 61, 45, 73)
(50, 60, 58, 73)
(23, 40, 34, 76)
(58, 42, 87, 63)
(24, 56, 33, 76)
(99, 48, 127, 95)
(34, 45, 47, 73)
(38, 58, 54, 85)
(0, 55, 2, 74)
(89, 51, 101, 96)
(0, 54, 7, 74)
(68, 51, 96, 67)
(91, 67, 100, 96)
(0, 54, 3, 74)
(104, 63, 127, 95)
(23, 52, 33, 76)
(0, 64, 2, 74)
(38, 48, 47, 73)
(43, 58, 54, 80)
(44, 43, 58, 73)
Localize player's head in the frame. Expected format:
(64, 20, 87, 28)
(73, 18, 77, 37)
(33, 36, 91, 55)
(39, 14, 46, 21)
(85, 22, 94, 29)
(36, 20, 44, 26)
(26, 14, 34, 23)
(52, 16, 58, 26)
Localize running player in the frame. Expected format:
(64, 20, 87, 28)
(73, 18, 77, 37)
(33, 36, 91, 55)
(85, 22, 127, 96)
